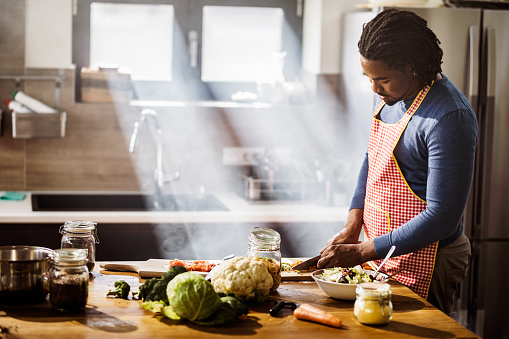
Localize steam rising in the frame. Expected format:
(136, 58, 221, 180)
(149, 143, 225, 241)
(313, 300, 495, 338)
(101, 7, 369, 260)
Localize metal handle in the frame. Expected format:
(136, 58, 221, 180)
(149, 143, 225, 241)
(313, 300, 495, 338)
(468, 25, 479, 112)
(485, 27, 496, 98)
(479, 26, 497, 233)
(372, 245, 396, 279)
(378, 267, 403, 283)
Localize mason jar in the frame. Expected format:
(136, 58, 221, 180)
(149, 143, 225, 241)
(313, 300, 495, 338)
(49, 248, 89, 312)
(354, 282, 393, 325)
(247, 227, 282, 291)
(60, 220, 99, 272)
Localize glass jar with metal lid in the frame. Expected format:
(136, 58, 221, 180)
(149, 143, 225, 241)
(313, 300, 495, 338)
(49, 248, 89, 312)
(247, 227, 282, 291)
(354, 282, 393, 325)
(59, 220, 99, 272)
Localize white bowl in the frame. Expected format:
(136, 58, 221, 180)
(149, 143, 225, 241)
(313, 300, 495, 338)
(311, 269, 388, 301)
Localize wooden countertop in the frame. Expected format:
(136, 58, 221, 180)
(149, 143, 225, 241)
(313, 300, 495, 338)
(0, 192, 348, 224)
(0, 263, 478, 338)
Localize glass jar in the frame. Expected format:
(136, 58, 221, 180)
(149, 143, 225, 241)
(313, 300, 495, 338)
(60, 220, 99, 272)
(247, 227, 281, 291)
(354, 282, 393, 325)
(49, 248, 89, 312)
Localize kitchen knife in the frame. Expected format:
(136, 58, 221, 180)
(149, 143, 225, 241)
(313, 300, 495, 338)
(291, 255, 321, 270)
(269, 300, 299, 316)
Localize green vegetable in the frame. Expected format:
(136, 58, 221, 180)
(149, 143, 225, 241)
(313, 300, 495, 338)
(190, 296, 248, 326)
(318, 265, 373, 284)
(143, 275, 249, 326)
(281, 262, 292, 271)
(142, 300, 166, 313)
(106, 280, 131, 299)
(151, 294, 248, 326)
(162, 305, 182, 320)
(166, 272, 222, 321)
(158, 265, 189, 303)
(138, 265, 188, 303)
(138, 277, 158, 301)
(162, 265, 189, 281)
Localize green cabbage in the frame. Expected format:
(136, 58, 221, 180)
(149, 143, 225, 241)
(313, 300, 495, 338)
(190, 295, 248, 326)
(166, 272, 222, 321)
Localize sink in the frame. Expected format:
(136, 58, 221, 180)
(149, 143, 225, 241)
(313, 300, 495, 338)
(31, 193, 229, 212)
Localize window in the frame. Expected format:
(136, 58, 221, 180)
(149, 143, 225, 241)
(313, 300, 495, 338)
(90, 3, 174, 81)
(73, 0, 303, 102)
(201, 6, 283, 83)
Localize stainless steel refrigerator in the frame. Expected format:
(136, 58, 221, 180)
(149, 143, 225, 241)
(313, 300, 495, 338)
(340, 7, 509, 339)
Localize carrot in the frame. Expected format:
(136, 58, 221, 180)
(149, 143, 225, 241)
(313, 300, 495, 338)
(293, 304, 342, 328)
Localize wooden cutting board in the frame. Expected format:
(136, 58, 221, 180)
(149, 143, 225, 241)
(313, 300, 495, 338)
(99, 259, 314, 281)
(100, 259, 201, 278)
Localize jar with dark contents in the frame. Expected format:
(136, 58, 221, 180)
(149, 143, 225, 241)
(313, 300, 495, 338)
(247, 227, 282, 291)
(49, 248, 89, 312)
(60, 220, 99, 272)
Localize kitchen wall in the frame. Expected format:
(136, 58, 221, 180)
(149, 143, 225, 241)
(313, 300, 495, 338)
(0, 0, 368, 195)
(0, 0, 141, 191)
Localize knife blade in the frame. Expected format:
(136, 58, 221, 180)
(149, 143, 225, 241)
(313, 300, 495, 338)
(291, 255, 321, 270)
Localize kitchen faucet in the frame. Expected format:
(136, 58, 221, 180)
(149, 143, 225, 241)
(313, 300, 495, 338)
(129, 109, 180, 208)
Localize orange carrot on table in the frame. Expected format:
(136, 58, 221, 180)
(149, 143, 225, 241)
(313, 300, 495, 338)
(293, 303, 342, 328)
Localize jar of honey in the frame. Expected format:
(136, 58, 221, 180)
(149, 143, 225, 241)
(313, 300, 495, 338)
(354, 282, 393, 325)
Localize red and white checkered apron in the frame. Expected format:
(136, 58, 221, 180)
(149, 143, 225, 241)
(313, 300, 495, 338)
(364, 85, 438, 299)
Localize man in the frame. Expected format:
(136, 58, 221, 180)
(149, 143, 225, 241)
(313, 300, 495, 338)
(317, 8, 478, 316)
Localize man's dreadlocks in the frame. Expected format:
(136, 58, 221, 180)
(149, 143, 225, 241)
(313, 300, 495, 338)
(358, 8, 443, 88)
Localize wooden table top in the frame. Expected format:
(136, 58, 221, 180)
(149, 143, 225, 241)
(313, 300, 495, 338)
(0, 263, 479, 338)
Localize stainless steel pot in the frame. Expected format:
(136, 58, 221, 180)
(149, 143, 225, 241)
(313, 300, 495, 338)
(0, 245, 54, 305)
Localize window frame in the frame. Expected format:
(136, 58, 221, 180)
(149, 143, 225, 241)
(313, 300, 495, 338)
(72, 0, 303, 102)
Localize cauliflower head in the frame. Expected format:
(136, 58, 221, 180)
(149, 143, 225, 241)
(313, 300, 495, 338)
(211, 256, 275, 300)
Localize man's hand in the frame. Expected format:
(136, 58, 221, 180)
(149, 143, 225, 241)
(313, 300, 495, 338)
(316, 208, 379, 268)
(317, 239, 379, 269)
(321, 208, 364, 252)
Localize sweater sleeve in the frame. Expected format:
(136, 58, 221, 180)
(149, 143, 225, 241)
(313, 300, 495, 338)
(373, 109, 478, 257)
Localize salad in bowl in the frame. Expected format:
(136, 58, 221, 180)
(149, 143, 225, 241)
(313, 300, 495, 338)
(312, 265, 388, 300)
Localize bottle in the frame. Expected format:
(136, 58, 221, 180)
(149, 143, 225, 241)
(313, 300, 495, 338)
(354, 282, 393, 325)
(49, 248, 89, 312)
(12, 90, 57, 114)
(6, 100, 33, 113)
(59, 220, 99, 272)
(247, 227, 282, 291)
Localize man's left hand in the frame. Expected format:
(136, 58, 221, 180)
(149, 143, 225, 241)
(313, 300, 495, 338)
(317, 240, 379, 268)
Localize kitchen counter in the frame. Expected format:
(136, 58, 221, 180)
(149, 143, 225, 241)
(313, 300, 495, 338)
(0, 263, 479, 338)
(0, 192, 348, 224)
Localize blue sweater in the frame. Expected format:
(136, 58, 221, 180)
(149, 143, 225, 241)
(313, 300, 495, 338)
(350, 75, 478, 257)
